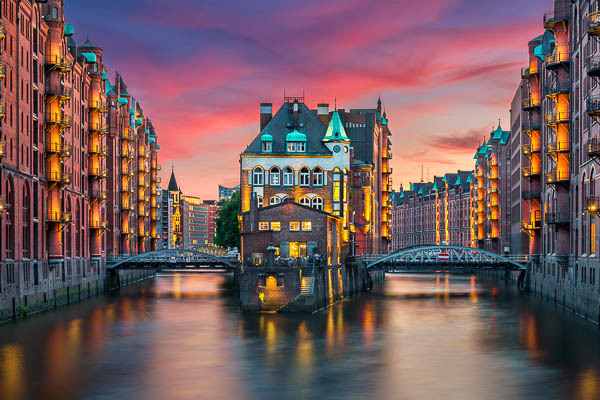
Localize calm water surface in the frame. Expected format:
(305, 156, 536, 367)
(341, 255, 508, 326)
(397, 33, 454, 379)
(0, 272, 600, 400)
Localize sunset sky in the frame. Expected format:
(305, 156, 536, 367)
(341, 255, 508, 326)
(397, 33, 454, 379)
(65, 0, 549, 200)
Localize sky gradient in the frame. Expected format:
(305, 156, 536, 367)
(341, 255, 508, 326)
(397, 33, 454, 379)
(65, 0, 550, 200)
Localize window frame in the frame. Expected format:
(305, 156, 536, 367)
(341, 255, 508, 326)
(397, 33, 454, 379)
(290, 221, 300, 231)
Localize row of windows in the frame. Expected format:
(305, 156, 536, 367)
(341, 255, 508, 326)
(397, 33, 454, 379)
(258, 221, 312, 231)
(257, 195, 324, 211)
(251, 166, 324, 187)
(261, 141, 306, 153)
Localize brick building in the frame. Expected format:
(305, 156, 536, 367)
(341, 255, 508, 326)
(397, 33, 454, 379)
(0, 0, 160, 315)
(392, 170, 472, 251)
(241, 196, 345, 265)
(181, 195, 216, 246)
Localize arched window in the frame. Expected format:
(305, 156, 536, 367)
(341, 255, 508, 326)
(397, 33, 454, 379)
(300, 167, 310, 186)
(313, 167, 323, 186)
(252, 167, 263, 186)
(300, 197, 311, 206)
(591, 168, 596, 196)
(283, 167, 294, 186)
(257, 196, 264, 208)
(312, 197, 324, 211)
(270, 167, 280, 186)
(22, 184, 30, 258)
(270, 196, 281, 205)
(51, 7, 58, 19)
(66, 197, 72, 258)
(6, 178, 14, 258)
(76, 200, 81, 257)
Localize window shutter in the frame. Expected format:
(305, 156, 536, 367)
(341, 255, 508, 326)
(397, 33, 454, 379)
(265, 171, 269, 185)
(280, 241, 290, 257)
(324, 171, 328, 186)
(248, 170, 253, 186)
(295, 172, 299, 186)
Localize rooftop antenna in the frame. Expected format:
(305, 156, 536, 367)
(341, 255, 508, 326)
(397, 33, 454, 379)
(427, 168, 430, 182)
(420, 164, 424, 183)
(334, 97, 337, 111)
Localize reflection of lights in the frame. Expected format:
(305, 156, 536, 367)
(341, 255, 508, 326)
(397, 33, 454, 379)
(0, 344, 24, 400)
(362, 302, 375, 345)
(578, 368, 599, 399)
(266, 320, 277, 356)
(490, 287, 498, 296)
(469, 275, 478, 304)
(296, 321, 313, 368)
(444, 274, 450, 302)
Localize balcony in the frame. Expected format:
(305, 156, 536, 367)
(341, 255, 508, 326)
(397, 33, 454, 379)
(587, 53, 600, 78)
(138, 147, 148, 158)
(89, 189, 107, 201)
(544, 5, 569, 29)
(152, 163, 162, 171)
(89, 168, 108, 179)
(89, 100, 108, 113)
(545, 111, 570, 126)
(47, 211, 72, 224)
(46, 170, 71, 185)
(120, 186, 134, 194)
(121, 200, 135, 211)
(522, 143, 541, 157)
(90, 220, 108, 230)
(546, 141, 570, 154)
(522, 92, 541, 110)
(545, 79, 570, 97)
(521, 64, 539, 79)
(586, 11, 600, 36)
(89, 144, 108, 156)
(545, 211, 570, 226)
(383, 151, 392, 159)
(587, 137, 600, 158)
(545, 170, 569, 184)
(522, 211, 541, 231)
(121, 129, 134, 141)
(522, 167, 541, 178)
(89, 122, 108, 135)
(587, 196, 600, 213)
(545, 48, 570, 69)
(45, 85, 72, 100)
(120, 165, 133, 176)
(45, 111, 72, 127)
(45, 54, 73, 71)
(587, 96, 600, 117)
(522, 119, 541, 133)
(139, 163, 150, 173)
(45, 142, 72, 158)
(522, 189, 541, 200)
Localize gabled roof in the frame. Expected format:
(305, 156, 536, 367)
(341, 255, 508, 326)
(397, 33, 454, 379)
(242, 102, 331, 155)
(168, 169, 179, 191)
(323, 109, 350, 142)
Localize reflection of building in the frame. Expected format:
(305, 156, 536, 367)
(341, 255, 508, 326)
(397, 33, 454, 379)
(392, 171, 472, 251)
(219, 185, 239, 201)
(241, 196, 345, 265)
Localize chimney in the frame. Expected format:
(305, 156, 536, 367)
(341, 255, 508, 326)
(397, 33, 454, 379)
(317, 103, 329, 126)
(260, 103, 272, 132)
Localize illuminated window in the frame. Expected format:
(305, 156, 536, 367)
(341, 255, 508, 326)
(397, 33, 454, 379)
(302, 221, 312, 231)
(290, 221, 300, 231)
(312, 197, 323, 211)
(270, 167, 280, 185)
(300, 167, 310, 186)
(313, 167, 323, 186)
(259, 222, 269, 231)
(252, 167, 264, 186)
(271, 222, 281, 231)
(270, 196, 281, 205)
(262, 141, 272, 152)
(283, 167, 294, 186)
(592, 223, 596, 255)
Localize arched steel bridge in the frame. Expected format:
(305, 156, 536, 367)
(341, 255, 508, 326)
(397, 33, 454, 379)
(106, 249, 239, 270)
(363, 245, 528, 272)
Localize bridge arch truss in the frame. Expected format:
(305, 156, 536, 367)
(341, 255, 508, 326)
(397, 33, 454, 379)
(107, 249, 238, 270)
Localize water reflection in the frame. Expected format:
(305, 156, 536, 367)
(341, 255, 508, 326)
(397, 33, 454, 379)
(0, 273, 599, 399)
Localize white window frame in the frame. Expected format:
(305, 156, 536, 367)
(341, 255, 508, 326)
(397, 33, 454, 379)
(252, 167, 264, 186)
(257, 196, 264, 208)
(300, 167, 310, 187)
(270, 167, 280, 186)
(270, 196, 281, 205)
(313, 168, 323, 186)
(300, 197, 311, 206)
(297, 142, 306, 152)
(259, 222, 269, 231)
(287, 142, 297, 152)
(262, 141, 272, 152)
(290, 221, 300, 231)
(312, 197, 323, 211)
(271, 222, 281, 231)
(302, 221, 312, 231)
(283, 167, 294, 186)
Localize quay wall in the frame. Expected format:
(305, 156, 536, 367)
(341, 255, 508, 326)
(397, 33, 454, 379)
(238, 260, 384, 313)
(0, 268, 155, 324)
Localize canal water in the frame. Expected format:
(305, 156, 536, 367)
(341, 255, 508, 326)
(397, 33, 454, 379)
(0, 273, 599, 400)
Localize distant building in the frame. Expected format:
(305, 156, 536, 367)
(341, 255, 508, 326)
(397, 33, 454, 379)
(159, 169, 183, 249)
(219, 185, 240, 201)
(181, 196, 217, 246)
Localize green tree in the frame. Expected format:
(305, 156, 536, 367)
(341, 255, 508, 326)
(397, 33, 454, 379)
(215, 190, 241, 248)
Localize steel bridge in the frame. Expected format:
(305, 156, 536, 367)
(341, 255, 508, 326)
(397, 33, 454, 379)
(106, 249, 239, 270)
(362, 245, 528, 272)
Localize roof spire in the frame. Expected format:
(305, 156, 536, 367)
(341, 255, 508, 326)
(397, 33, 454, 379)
(334, 97, 337, 111)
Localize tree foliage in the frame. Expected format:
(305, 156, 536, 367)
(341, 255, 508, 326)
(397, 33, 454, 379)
(215, 190, 241, 249)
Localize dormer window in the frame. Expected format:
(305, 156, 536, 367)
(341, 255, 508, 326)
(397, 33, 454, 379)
(287, 142, 305, 152)
(286, 130, 307, 153)
(260, 131, 273, 153)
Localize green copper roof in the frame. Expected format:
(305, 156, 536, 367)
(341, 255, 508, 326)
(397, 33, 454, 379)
(286, 130, 307, 142)
(145, 129, 150, 134)
(135, 119, 143, 127)
(400, 192, 405, 198)
(455, 176, 461, 185)
(157, 145, 160, 149)
(534, 44, 544, 60)
(442, 176, 447, 182)
(261, 130, 273, 142)
(432, 182, 438, 191)
(323, 110, 350, 142)
(467, 175, 473, 183)
(118, 97, 128, 106)
(101, 71, 107, 81)
(81, 52, 97, 63)
(149, 137, 156, 144)
(418, 187, 423, 195)
(381, 116, 388, 125)
(129, 108, 135, 115)
(492, 122, 503, 140)
(64, 24, 74, 37)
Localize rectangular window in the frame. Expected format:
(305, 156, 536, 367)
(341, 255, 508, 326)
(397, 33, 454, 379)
(259, 221, 269, 231)
(302, 221, 312, 231)
(262, 141, 272, 152)
(592, 223, 596, 255)
(290, 221, 300, 231)
(271, 222, 281, 231)
(287, 142, 296, 152)
(297, 142, 305, 152)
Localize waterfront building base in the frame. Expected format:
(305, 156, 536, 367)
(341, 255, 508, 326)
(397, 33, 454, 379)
(237, 260, 384, 313)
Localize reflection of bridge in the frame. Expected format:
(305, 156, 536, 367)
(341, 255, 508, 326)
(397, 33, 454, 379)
(106, 249, 239, 270)
(362, 245, 528, 272)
